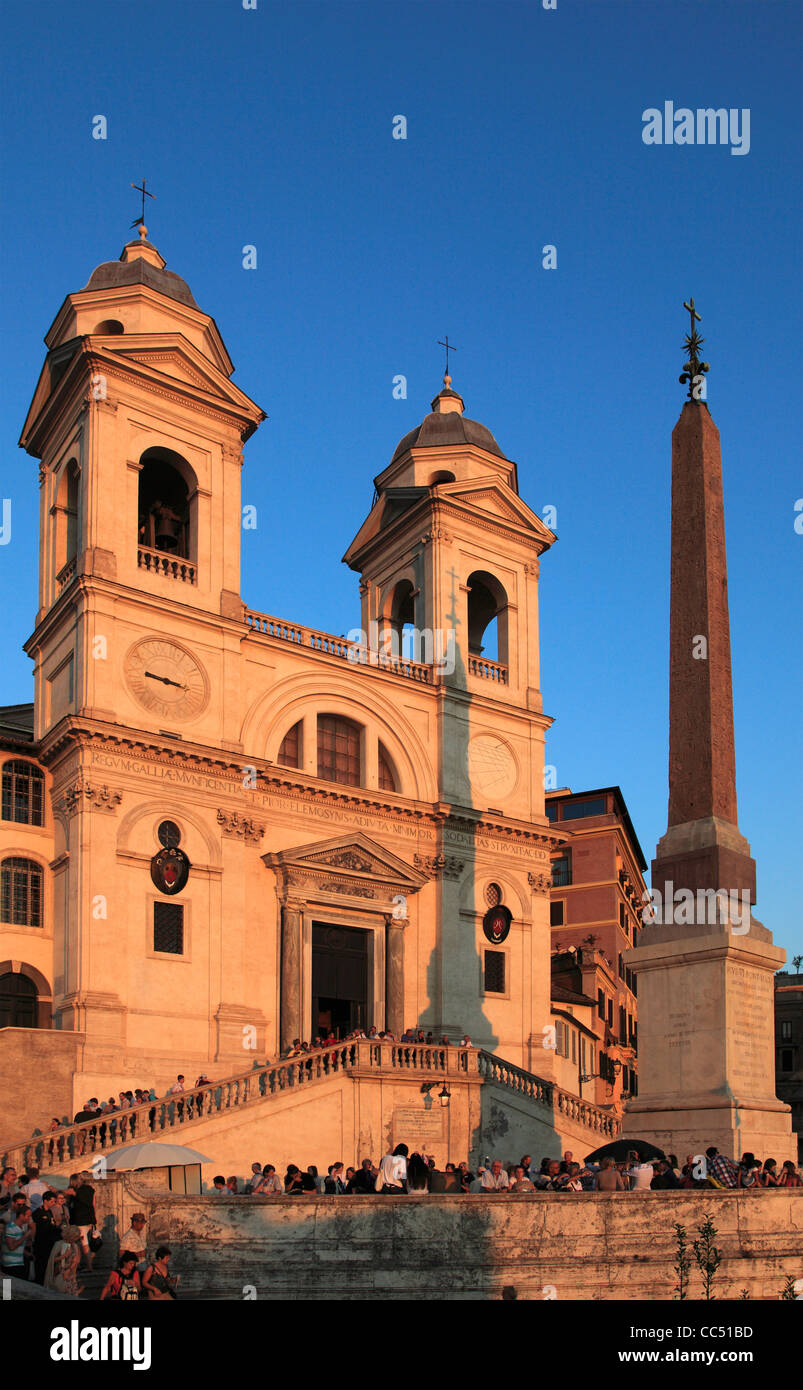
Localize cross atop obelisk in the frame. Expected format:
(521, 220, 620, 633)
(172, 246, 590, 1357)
(679, 296, 710, 400)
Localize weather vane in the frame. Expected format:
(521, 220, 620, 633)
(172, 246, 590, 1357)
(438, 334, 457, 384)
(131, 178, 155, 232)
(679, 297, 710, 400)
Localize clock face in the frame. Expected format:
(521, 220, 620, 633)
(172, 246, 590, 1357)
(124, 638, 209, 722)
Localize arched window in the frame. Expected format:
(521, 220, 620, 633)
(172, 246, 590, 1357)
(137, 448, 194, 560)
(467, 571, 508, 664)
(2, 761, 44, 826)
(317, 716, 361, 787)
(0, 973, 37, 1029)
(1, 858, 43, 927)
(92, 319, 124, 335)
(277, 721, 301, 769)
(378, 743, 397, 792)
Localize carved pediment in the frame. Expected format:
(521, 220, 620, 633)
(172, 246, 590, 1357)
(263, 831, 428, 904)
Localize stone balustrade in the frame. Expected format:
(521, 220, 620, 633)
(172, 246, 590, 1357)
(137, 545, 196, 583)
(2, 1042, 618, 1173)
(468, 654, 509, 683)
(243, 608, 432, 683)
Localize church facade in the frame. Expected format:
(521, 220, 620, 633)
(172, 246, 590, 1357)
(1, 229, 568, 1115)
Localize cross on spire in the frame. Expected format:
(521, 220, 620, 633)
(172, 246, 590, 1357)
(438, 334, 457, 384)
(131, 178, 155, 231)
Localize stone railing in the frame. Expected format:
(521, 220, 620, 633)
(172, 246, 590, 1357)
(2, 1043, 617, 1173)
(243, 609, 432, 683)
(477, 1051, 620, 1139)
(137, 545, 196, 584)
(468, 655, 508, 683)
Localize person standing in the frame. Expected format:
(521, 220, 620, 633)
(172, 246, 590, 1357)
(69, 1172, 97, 1271)
(377, 1143, 408, 1193)
(32, 1192, 61, 1283)
(44, 1225, 83, 1296)
(1, 1202, 32, 1277)
(120, 1212, 148, 1269)
(627, 1152, 655, 1191)
(594, 1157, 627, 1192)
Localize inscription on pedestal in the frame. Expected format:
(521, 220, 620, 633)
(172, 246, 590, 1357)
(392, 1107, 445, 1141)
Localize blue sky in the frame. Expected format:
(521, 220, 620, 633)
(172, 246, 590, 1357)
(0, 0, 800, 962)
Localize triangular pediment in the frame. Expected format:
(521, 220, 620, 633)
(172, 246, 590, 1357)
(263, 832, 428, 890)
(439, 476, 556, 542)
(96, 335, 257, 411)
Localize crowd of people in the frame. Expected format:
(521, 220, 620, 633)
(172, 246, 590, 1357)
(202, 1145, 803, 1196)
(0, 1164, 178, 1299)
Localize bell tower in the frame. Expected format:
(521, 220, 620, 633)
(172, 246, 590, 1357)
(19, 225, 265, 742)
(344, 375, 556, 819)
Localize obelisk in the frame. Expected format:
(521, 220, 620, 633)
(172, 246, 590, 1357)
(624, 302, 793, 1161)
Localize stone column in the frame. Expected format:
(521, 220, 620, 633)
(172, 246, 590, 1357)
(386, 920, 405, 1038)
(280, 903, 303, 1052)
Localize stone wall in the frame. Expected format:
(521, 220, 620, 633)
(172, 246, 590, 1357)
(93, 1174, 803, 1301)
(0, 1027, 84, 1145)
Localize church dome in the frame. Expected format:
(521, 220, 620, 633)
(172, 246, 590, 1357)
(82, 238, 199, 309)
(390, 381, 509, 463)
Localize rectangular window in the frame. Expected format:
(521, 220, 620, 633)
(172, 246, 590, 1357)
(580, 1036, 586, 1073)
(597, 988, 605, 1019)
(560, 796, 606, 821)
(154, 902, 184, 955)
(550, 900, 564, 926)
(780, 1049, 794, 1072)
(551, 854, 572, 887)
(571, 1030, 576, 1063)
(619, 902, 626, 930)
(781, 1020, 792, 1041)
(619, 1005, 627, 1044)
(607, 998, 613, 1027)
(484, 950, 505, 994)
(545, 801, 558, 822)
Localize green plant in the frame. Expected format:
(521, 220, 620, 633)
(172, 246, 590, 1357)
(693, 1212, 722, 1300)
(738, 1288, 750, 1300)
(673, 1221, 692, 1301)
(779, 1274, 798, 1301)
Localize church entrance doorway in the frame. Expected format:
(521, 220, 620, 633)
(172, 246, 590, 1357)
(311, 923, 369, 1039)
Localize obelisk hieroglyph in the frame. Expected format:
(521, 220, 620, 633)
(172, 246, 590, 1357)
(625, 303, 793, 1161)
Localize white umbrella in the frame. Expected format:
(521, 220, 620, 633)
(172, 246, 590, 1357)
(102, 1141, 214, 1170)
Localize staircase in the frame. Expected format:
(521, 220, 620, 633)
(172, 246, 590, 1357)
(2, 1041, 620, 1174)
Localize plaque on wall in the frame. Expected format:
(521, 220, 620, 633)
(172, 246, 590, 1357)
(482, 904, 512, 944)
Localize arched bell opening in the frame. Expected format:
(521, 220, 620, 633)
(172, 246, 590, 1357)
(467, 570, 509, 664)
(137, 448, 196, 561)
(381, 578, 416, 662)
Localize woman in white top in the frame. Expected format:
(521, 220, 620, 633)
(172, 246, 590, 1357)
(378, 1144, 408, 1192)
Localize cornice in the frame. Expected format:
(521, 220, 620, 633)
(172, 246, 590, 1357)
(34, 721, 566, 849)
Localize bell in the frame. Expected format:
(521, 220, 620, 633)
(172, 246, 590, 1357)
(152, 502, 181, 551)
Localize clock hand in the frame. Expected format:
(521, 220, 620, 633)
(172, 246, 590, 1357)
(144, 670, 187, 690)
